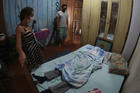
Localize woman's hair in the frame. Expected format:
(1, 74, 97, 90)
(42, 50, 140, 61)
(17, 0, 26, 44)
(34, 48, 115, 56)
(19, 7, 34, 21)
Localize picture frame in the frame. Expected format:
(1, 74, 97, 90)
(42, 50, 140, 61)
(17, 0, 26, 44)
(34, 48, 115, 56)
(95, 37, 113, 52)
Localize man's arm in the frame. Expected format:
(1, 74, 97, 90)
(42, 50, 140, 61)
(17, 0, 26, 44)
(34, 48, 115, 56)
(56, 12, 60, 28)
(56, 12, 61, 31)
(57, 16, 60, 28)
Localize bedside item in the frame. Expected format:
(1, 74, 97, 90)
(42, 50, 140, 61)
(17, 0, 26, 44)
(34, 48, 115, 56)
(95, 37, 112, 52)
(35, 28, 50, 40)
(109, 53, 128, 75)
(34, 29, 50, 46)
(87, 88, 102, 93)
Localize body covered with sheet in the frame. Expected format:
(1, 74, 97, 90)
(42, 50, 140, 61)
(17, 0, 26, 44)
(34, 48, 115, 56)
(56, 47, 105, 87)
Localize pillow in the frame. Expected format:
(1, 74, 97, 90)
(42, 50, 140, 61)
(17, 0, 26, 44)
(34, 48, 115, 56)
(109, 53, 128, 75)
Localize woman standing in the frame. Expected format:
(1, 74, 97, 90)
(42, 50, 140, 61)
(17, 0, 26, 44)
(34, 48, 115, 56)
(16, 7, 43, 69)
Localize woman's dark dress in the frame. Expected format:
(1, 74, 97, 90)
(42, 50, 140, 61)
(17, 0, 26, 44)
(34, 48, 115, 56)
(22, 26, 43, 68)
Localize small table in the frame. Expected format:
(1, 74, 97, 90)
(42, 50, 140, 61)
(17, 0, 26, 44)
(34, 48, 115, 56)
(35, 29, 50, 46)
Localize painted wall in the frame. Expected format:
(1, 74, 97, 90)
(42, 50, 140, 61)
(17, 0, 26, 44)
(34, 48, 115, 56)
(3, 0, 60, 36)
(121, 36, 140, 93)
(122, 0, 140, 61)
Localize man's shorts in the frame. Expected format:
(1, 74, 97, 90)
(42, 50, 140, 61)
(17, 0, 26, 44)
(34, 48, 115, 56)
(59, 27, 67, 40)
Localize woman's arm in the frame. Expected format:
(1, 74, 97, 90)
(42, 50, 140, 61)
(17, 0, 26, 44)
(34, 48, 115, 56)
(16, 26, 26, 67)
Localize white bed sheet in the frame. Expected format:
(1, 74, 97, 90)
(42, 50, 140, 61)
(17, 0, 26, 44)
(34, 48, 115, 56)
(31, 44, 124, 93)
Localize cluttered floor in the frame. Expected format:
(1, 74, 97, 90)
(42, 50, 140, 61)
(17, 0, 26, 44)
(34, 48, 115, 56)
(1, 38, 81, 93)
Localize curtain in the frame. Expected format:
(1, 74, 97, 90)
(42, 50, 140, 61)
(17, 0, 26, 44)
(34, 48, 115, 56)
(3, 0, 60, 36)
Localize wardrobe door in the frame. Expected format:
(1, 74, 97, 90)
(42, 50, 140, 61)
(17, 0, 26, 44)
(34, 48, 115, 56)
(112, 0, 132, 53)
(107, 0, 119, 41)
(81, 0, 132, 53)
(98, 0, 109, 39)
(81, 0, 91, 45)
(81, 0, 100, 45)
(98, 0, 119, 42)
(88, 0, 100, 45)
(103, 0, 112, 40)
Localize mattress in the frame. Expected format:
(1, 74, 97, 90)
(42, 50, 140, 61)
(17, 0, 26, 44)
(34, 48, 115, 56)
(31, 44, 124, 93)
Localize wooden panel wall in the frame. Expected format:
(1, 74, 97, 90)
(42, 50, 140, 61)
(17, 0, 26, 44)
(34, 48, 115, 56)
(3, 0, 60, 36)
(0, 0, 6, 34)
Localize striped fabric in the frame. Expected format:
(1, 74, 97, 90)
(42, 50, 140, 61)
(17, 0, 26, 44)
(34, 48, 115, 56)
(22, 27, 43, 68)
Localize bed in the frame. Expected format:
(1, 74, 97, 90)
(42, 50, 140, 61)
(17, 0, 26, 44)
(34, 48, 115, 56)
(31, 44, 124, 93)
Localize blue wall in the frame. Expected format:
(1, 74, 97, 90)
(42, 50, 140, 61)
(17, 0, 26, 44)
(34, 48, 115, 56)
(3, 0, 60, 37)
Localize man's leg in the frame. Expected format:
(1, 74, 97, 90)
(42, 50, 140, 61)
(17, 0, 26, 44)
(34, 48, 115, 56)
(59, 27, 64, 46)
(63, 27, 67, 45)
(63, 27, 67, 39)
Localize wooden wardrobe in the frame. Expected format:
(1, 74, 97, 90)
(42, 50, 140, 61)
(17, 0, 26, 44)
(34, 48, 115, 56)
(81, 0, 132, 53)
